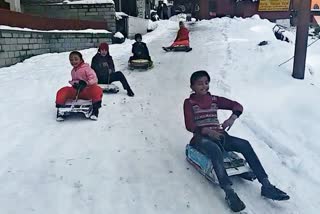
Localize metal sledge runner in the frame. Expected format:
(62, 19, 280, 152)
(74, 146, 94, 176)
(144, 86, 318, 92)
(56, 99, 93, 121)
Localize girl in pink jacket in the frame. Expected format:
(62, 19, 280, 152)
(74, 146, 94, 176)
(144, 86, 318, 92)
(55, 51, 103, 120)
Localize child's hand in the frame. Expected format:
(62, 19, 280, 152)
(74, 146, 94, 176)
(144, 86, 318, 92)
(69, 80, 77, 85)
(222, 114, 238, 131)
(72, 82, 79, 90)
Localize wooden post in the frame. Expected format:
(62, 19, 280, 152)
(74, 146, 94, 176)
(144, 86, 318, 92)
(292, 0, 312, 79)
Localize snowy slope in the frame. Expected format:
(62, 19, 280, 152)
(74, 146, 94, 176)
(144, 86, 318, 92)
(0, 17, 320, 214)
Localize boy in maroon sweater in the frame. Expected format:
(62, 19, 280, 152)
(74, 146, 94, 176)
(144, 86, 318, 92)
(183, 71, 289, 212)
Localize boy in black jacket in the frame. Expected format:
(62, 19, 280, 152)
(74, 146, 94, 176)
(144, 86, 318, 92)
(91, 42, 134, 97)
(129, 34, 152, 63)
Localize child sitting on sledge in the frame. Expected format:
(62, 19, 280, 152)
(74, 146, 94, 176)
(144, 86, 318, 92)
(183, 70, 289, 212)
(129, 33, 152, 63)
(91, 42, 134, 97)
(55, 51, 103, 121)
(163, 21, 191, 51)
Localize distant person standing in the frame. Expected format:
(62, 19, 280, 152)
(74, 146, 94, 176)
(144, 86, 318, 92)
(157, 1, 164, 19)
(163, 3, 169, 19)
(193, 3, 200, 21)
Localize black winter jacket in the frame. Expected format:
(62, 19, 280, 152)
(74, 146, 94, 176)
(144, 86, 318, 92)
(91, 53, 115, 83)
(132, 42, 151, 60)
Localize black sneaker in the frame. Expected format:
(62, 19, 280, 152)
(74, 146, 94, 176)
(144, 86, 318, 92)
(89, 107, 99, 120)
(56, 104, 63, 108)
(127, 88, 135, 97)
(261, 184, 290, 201)
(225, 189, 246, 212)
(56, 109, 65, 122)
(89, 102, 101, 120)
(89, 114, 98, 120)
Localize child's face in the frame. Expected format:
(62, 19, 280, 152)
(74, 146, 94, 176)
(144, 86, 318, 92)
(100, 49, 108, 56)
(136, 38, 142, 42)
(191, 76, 209, 95)
(69, 54, 82, 68)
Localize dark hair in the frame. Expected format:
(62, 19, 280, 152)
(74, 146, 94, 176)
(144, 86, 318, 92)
(69, 51, 84, 62)
(190, 70, 211, 86)
(135, 33, 142, 41)
(179, 21, 184, 25)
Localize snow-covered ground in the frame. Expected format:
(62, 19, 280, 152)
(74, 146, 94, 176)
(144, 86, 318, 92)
(0, 16, 320, 214)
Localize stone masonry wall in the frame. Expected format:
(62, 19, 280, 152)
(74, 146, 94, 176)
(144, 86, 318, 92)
(136, 0, 146, 19)
(0, 29, 112, 68)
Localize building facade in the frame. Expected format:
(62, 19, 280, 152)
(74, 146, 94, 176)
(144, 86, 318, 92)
(198, 0, 298, 21)
(114, 0, 155, 19)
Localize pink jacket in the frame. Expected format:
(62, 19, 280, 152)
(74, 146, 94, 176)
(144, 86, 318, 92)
(69, 62, 98, 86)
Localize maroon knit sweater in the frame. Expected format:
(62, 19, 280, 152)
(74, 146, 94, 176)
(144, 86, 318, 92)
(183, 92, 243, 134)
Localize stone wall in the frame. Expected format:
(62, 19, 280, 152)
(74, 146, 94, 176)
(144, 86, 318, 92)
(136, 0, 146, 18)
(0, 29, 112, 68)
(21, 3, 116, 32)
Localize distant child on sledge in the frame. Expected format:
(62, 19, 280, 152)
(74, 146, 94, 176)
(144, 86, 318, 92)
(163, 21, 191, 52)
(91, 42, 135, 97)
(129, 33, 152, 63)
(55, 51, 103, 121)
(183, 70, 289, 212)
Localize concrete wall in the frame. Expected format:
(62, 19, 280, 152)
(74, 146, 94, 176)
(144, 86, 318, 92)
(0, 29, 112, 68)
(21, 3, 116, 32)
(127, 16, 149, 38)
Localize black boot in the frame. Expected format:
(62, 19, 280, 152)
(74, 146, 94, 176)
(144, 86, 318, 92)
(56, 109, 65, 122)
(225, 188, 246, 212)
(56, 103, 64, 108)
(261, 184, 290, 201)
(127, 88, 135, 97)
(90, 101, 101, 120)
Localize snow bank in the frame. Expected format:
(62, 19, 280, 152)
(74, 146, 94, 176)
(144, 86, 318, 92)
(114, 31, 124, 39)
(148, 20, 158, 31)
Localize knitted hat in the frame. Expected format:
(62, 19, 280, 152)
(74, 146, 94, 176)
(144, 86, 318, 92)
(99, 42, 109, 51)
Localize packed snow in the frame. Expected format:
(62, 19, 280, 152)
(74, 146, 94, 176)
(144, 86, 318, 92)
(0, 16, 320, 214)
(115, 12, 129, 20)
(148, 20, 158, 31)
(114, 32, 124, 39)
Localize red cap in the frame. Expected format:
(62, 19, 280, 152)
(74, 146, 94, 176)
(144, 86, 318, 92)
(99, 42, 109, 51)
